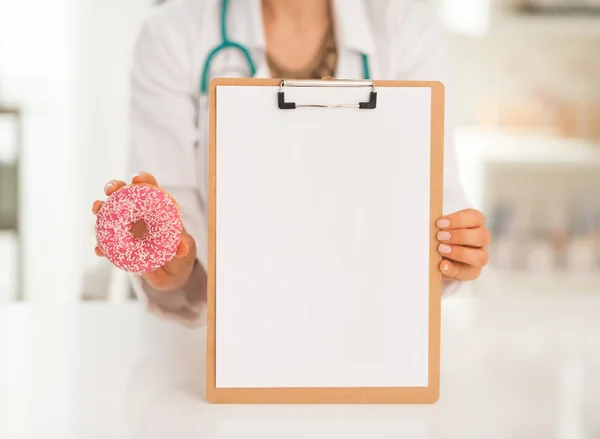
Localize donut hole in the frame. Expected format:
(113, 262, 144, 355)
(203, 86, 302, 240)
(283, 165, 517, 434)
(130, 220, 148, 239)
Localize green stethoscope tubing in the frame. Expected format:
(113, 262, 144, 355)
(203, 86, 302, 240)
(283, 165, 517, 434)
(199, 0, 371, 94)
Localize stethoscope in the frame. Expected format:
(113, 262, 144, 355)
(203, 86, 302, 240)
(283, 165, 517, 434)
(199, 0, 372, 95)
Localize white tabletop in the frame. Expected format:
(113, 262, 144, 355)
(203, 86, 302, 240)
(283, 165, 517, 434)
(0, 294, 598, 439)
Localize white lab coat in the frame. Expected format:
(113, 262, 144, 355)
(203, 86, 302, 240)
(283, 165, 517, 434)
(128, 0, 470, 327)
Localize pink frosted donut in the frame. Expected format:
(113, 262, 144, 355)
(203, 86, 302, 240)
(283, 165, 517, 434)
(95, 184, 183, 274)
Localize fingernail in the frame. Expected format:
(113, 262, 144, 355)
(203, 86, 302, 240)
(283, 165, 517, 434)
(104, 182, 114, 193)
(438, 244, 452, 254)
(437, 231, 451, 241)
(182, 244, 189, 257)
(441, 261, 450, 272)
(437, 218, 450, 229)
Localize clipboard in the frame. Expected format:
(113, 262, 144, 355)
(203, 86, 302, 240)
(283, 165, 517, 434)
(207, 78, 445, 404)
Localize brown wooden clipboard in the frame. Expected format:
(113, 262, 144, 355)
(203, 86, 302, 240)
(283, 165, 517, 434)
(206, 78, 444, 404)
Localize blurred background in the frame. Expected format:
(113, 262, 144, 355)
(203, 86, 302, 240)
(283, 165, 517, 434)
(0, 0, 599, 303)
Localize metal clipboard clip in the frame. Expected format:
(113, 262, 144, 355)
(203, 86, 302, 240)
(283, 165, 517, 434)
(278, 79, 377, 110)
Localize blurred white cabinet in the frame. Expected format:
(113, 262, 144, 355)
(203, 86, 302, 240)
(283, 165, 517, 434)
(438, 0, 600, 37)
(454, 128, 600, 209)
(0, 107, 22, 302)
(1, 0, 153, 302)
(438, 0, 492, 36)
(454, 128, 600, 295)
(0, 232, 17, 302)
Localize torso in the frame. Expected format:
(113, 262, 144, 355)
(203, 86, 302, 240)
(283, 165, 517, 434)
(147, 0, 437, 207)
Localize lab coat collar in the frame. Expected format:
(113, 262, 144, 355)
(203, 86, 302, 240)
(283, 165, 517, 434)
(228, 0, 266, 50)
(229, 0, 376, 58)
(332, 0, 376, 57)
(229, 0, 267, 50)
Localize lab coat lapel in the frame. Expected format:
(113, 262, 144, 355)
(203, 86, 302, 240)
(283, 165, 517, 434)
(331, 0, 378, 79)
(253, 59, 271, 79)
(228, 0, 269, 78)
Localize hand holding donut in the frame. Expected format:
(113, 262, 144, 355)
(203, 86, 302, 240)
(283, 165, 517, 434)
(92, 172, 197, 292)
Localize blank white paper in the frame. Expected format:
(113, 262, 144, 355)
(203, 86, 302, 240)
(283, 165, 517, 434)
(215, 85, 432, 388)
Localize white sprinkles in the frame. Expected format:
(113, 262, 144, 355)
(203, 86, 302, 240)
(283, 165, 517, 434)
(95, 185, 183, 274)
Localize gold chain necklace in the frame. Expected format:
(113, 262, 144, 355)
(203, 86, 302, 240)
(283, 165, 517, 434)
(267, 27, 337, 79)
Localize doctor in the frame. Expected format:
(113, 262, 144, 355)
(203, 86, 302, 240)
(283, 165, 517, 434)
(92, 0, 491, 327)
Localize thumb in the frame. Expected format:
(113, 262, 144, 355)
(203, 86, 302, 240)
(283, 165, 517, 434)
(166, 228, 197, 273)
(440, 259, 480, 281)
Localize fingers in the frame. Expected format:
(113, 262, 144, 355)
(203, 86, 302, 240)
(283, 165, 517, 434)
(174, 229, 197, 262)
(92, 200, 103, 215)
(169, 229, 197, 270)
(436, 210, 490, 282)
(104, 179, 127, 196)
(160, 229, 197, 279)
(144, 231, 196, 291)
(93, 178, 127, 215)
(132, 172, 159, 187)
(143, 269, 167, 290)
(94, 173, 156, 214)
(95, 246, 104, 257)
(143, 268, 186, 293)
(440, 259, 481, 281)
(437, 227, 491, 248)
(143, 266, 193, 293)
(438, 208, 486, 231)
(438, 243, 489, 267)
